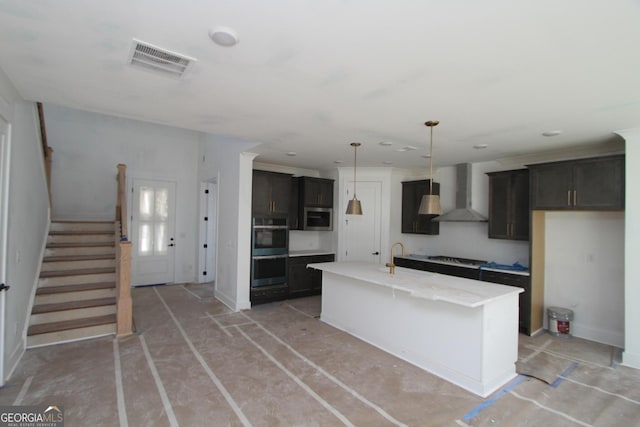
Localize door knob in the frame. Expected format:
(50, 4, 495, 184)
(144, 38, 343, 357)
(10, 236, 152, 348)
(372, 251, 380, 255)
(0, 283, 10, 292)
(168, 243, 175, 247)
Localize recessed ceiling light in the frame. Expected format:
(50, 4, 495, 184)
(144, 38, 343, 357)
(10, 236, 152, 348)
(421, 154, 432, 159)
(473, 144, 488, 149)
(379, 141, 393, 146)
(286, 152, 296, 156)
(395, 148, 407, 152)
(334, 160, 344, 164)
(403, 145, 417, 151)
(542, 130, 563, 137)
(209, 27, 239, 47)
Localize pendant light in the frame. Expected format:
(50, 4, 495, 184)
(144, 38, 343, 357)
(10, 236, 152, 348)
(418, 120, 442, 215)
(345, 142, 363, 215)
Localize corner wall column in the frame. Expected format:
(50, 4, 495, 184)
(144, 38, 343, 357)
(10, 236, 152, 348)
(615, 128, 640, 368)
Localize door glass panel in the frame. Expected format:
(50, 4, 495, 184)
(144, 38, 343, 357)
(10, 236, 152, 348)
(155, 223, 167, 255)
(139, 223, 152, 255)
(155, 188, 168, 220)
(137, 186, 170, 257)
(139, 187, 154, 221)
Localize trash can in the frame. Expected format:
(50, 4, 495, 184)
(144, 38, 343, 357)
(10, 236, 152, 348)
(547, 307, 573, 338)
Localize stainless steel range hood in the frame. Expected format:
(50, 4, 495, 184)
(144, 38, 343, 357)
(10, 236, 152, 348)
(433, 163, 487, 222)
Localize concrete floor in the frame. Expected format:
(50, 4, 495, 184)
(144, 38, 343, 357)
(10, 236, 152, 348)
(1, 283, 639, 426)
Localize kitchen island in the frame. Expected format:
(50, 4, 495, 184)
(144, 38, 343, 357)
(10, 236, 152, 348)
(308, 261, 523, 397)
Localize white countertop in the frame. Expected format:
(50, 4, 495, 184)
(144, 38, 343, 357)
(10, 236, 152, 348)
(309, 261, 522, 308)
(398, 255, 530, 276)
(289, 250, 335, 257)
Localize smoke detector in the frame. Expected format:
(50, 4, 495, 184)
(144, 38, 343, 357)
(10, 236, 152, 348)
(128, 39, 197, 79)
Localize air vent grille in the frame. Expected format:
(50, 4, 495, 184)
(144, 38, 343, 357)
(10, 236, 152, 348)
(128, 39, 197, 79)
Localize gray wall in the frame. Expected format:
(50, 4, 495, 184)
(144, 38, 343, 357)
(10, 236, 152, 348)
(44, 104, 202, 283)
(0, 69, 50, 380)
(198, 135, 259, 310)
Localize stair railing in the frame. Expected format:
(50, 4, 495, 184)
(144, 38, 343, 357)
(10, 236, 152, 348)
(115, 164, 132, 336)
(37, 102, 53, 206)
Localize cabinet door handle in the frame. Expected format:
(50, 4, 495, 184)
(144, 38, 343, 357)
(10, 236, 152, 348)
(573, 190, 577, 206)
(567, 190, 571, 206)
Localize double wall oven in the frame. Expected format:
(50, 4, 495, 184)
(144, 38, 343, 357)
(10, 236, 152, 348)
(251, 217, 288, 302)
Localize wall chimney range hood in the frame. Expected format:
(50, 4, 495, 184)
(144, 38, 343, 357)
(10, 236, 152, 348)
(433, 163, 487, 222)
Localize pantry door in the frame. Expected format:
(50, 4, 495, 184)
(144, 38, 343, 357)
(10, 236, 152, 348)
(131, 179, 176, 286)
(343, 181, 382, 264)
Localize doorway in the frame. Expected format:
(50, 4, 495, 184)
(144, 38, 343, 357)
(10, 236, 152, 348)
(198, 180, 217, 284)
(343, 181, 382, 263)
(130, 179, 176, 286)
(0, 114, 10, 385)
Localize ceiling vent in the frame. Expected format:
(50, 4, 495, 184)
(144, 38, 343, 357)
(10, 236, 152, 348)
(128, 39, 197, 79)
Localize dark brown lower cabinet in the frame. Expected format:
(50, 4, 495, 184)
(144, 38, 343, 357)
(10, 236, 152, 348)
(288, 254, 335, 297)
(479, 270, 531, 335)
(394, 257, 531, 335)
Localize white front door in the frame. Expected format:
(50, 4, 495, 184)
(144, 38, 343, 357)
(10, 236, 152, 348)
(343, 181, 382, 263)
(131, 179, 176, 286)
(0, 115, 10, 385)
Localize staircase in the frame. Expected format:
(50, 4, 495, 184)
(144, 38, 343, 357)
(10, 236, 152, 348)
(27, 221, 118, 348)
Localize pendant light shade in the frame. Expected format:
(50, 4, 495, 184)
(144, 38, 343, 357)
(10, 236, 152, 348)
(345, 142, 363, 215)
(418, 120, 442, 216)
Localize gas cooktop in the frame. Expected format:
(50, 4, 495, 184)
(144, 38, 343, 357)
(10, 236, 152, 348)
(427, 256, 488, 266)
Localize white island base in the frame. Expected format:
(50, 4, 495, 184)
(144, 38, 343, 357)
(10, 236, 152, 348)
(310, 261, 523, 398)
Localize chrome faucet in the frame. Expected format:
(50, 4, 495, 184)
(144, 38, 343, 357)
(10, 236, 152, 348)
(386, 241, 405, 274)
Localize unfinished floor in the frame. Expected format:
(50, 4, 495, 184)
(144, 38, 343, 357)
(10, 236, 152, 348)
(1, 283, 639, 426)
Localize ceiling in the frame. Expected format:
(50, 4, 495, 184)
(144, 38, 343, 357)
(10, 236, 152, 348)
(0, 1, 638, 170)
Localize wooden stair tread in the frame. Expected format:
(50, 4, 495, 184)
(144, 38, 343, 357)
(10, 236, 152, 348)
(27, 314, 116, 336)
(47, 242, 115, 248)
(40, 267, 115, 278)
(32, 297, 116, 314)
(52, 220, 114, 224)
(36, 282, 116, 295)
(49, 230, 113, 235)
(43, 254, 115, 262)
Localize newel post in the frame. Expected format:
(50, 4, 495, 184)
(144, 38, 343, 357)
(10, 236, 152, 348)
(115, 225, 133, 336)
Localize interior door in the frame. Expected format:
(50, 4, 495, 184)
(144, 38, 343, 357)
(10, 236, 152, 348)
(131, 179, 176, 286)
(0, 115, 10, 385)
(343, 181, 381, 263)
(198, 180, 217, 283)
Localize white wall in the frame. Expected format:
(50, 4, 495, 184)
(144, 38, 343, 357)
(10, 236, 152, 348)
(199, 136, 260, 311)
(543, 211, 624, 347)
(617, 129, 640, 368)
(44, 104, 201, 283)
(0, 69, 50, 380)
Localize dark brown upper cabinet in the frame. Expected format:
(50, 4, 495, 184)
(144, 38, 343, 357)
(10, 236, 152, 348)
(298, 177, 334, 208)
(252, 170, 292, 218)
(529, 155, 624, 211)
(401, 180, 440, 235)
(487, 169, 529, 240)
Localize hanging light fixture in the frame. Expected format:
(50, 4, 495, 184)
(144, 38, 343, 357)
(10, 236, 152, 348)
(345, 142, 363, 215)
(418, 120, 442, 215)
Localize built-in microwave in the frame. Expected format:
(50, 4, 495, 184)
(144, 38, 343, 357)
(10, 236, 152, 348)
(303, 207, 333, 231)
